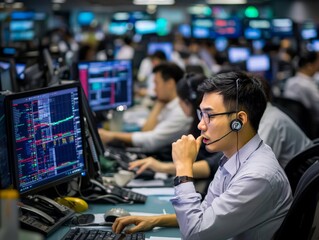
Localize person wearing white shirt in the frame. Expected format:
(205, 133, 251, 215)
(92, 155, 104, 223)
(98, 62, 192, 153)
(284, 51, 319, 124)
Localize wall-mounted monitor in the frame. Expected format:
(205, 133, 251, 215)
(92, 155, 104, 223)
(109, 22, 129, 35)
(243, 19, 272, 39)
(5, 83, 87, 195)
(78, 60, 133, 112)
(9, 20, 35, 41)
(135, 20, 157, 35)
(191, 17, 215, 39)
(227, 47, 251, 63)
(271, 18, 294, 38)
(213, 18, 242, 39)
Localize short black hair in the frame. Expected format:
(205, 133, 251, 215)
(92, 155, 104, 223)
(152, 62, 184, 84)
(150, 50, 167, 61)
(198, 71, 267, 131)
(298, 51, 318, 68)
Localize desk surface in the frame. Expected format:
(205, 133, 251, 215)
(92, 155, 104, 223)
(46, 195, 181, 239)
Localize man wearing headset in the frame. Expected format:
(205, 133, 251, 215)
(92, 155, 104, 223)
(112, 71, 293, 239)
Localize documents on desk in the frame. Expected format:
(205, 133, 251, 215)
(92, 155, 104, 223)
(127, 179, 165, 187)
(130, 187, 174, 196)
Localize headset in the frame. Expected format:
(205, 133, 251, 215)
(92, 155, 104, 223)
(230, 78, 243, 132)
(185, 73, 197, 101)
(205, 78, 243, 145)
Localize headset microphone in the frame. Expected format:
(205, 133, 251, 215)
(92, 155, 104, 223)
(205, 129, 233, 145)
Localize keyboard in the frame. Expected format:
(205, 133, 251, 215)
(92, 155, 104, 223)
(104, 146, 155, 180)
(61, 227, 145, 240)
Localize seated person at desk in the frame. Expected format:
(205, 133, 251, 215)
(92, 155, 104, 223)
(130, 74, 313, 176)
(112, 71, 293, 239)
(130, 72, 222, 179)
(98, 62, 193, 154)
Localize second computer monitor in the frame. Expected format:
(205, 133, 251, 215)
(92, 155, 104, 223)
(5, 83, 87, 196)
(78, 60, 133, 112)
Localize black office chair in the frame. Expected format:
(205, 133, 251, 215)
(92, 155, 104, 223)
(273, 160, 319, 239)
(284, 143, 319, 194)
(272, 96, 314, 139)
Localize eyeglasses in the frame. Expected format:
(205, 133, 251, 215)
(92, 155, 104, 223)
(197, 109, 236, 124)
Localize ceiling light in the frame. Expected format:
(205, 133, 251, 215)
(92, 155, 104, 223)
(133, 0, 175, 5)
(52, 0, 65, 3)
(206, 0, 246, 4)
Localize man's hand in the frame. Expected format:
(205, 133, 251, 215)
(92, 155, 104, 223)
(98, 128, 114, 144)
(172, 135, 203, 176)
(112, 215, 158, 234)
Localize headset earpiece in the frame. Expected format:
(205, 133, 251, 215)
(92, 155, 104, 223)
(231, 78, 242, 132)
(230, 119, 243, 131)
(185, 73, 197, 100)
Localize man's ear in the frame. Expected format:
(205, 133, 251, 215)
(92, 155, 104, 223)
(237, 111, 248, 125)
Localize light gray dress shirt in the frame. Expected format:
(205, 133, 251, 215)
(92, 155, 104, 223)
(132, 98, 193, 153)
(284, 72, 319, 122)
(171, 134, 292, 240)
(259, 103, 313, 168)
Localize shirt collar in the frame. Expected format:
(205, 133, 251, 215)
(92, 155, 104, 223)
(165, 97, 179, 110)
(296, 72, 313, 81)
(220, 134, 263, 177)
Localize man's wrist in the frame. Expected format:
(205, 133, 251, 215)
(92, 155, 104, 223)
(174, 176, 194, 186)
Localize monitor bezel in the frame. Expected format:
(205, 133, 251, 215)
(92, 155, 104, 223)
(5, 83, 87, 196)
(77, 59, 134, 113)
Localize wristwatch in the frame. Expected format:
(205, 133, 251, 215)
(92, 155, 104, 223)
(174, 176, 194, 186)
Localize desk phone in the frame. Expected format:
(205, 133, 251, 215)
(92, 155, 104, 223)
(18, 195, 75, 236)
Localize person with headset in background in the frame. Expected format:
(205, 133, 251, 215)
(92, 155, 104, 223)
(112, 71, 292, 239)
(129, 72, 222, 182)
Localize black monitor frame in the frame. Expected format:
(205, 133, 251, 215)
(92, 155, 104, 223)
(5, 83, 87, 196)
(77, 59, 134, 113)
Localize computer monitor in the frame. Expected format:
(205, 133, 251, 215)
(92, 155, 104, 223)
(246, 54, 271, 72)
(147, 42, 173, 60)
(77, 60, 133, 112)
(228, 47, 251, 63)
(300, 21, 318, 40)
(5, 83, 87, 196)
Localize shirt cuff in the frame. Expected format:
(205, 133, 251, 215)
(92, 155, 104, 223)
(175, 181, 197, 195)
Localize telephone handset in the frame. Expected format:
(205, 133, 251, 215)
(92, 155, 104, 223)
(18, 204, 55, 225)
(81, 179, 147, 204)
(25, 194, 71, 217)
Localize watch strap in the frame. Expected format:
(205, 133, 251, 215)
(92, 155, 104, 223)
(174, 176, 194, 186)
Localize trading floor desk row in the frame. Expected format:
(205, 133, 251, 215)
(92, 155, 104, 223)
(47, 195, 181, 240)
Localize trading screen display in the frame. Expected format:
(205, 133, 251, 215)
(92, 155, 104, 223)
(78, 60, 133, 112)
(7, 85, 86, 194)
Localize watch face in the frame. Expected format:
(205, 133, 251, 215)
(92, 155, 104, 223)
(174, 176, 194, 186)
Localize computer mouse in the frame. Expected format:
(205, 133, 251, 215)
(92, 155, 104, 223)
(55, 197, 89, 213)
(104, 208, 131, 223)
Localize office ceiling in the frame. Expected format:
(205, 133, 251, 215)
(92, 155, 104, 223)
(21, 0, 272, 12)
